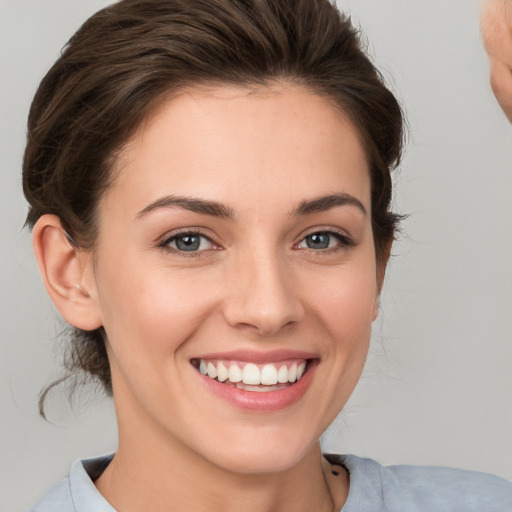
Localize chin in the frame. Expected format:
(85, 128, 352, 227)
(205, 434, 319, 476)
(182, 407, 332, 476)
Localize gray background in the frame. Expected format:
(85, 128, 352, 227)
(1, 0, 511, 510)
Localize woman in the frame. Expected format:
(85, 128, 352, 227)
(23, 0, 512, 510)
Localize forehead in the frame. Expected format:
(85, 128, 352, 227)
(107, 83, 371, 215)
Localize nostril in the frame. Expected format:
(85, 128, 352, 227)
(222, 299, 304, 336)
(234, 318, 297, 337)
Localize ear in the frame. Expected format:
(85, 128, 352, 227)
(32, 214, 103, 331)
(372, 240, 393, 321)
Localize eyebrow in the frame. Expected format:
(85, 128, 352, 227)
(136, 195, 234, 220)
(136, 192, 366, 220)
(291, 193, 367, 217)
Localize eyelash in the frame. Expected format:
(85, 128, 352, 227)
(158, 230, 218, 258)
(295, 229, 355, 254)
(157, 228, 354, 257)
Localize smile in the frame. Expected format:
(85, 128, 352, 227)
(194, 359, 308, 392)
(190, 350, 318, 411)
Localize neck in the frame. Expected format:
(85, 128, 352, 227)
(95, 414, 342, 512)
(96, 437, 337, 512)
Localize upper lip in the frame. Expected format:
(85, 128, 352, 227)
(191, 349, 318, 364)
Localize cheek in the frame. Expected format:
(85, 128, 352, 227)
(304, 265, 377, 421)
(313, 266, 378, 339)
(311, 263, 377, 386)
(95, 256, 220, 363)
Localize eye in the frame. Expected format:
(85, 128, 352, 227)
(297, 231, 352, 251)
(161, 232, 215, 252)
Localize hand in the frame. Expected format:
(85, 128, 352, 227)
(481, 0, 512, 120)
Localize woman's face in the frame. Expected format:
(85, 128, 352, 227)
(87, 84, 383, 474)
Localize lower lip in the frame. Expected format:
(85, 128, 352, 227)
(196, 360, 318, 412)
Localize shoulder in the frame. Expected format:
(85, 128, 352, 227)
(29, 477, 74, 512)
(326, 454, 512, 512)
(29, 454, 115, 512)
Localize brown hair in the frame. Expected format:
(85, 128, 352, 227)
(23, 0, 405, 402)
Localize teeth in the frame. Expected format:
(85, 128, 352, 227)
(207, 362, 217, 379)
(235, 382, 289, 392)
(288, 363, 297, 383)
(242, 363, 260, 385)
(197, 359, 308, 387)
(260, 364, 278, 385)
(217, 362, 228, 382)
(277, 365, 288, 383)
(297, 362, 306, 380)
(228, 364, 242, 383)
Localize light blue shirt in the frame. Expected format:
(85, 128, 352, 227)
(30, 453, 512, 511)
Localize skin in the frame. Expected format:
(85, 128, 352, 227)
(33, 83, 388, 512)
(481, 0, 512, 119)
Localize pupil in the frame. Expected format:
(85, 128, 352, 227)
(176, 235, 200, 251)
(307, 233, 329, 249)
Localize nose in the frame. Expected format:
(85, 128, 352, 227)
(222, 249, 305, 336)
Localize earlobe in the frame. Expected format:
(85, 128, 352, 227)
(32, 215, 103, 331)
